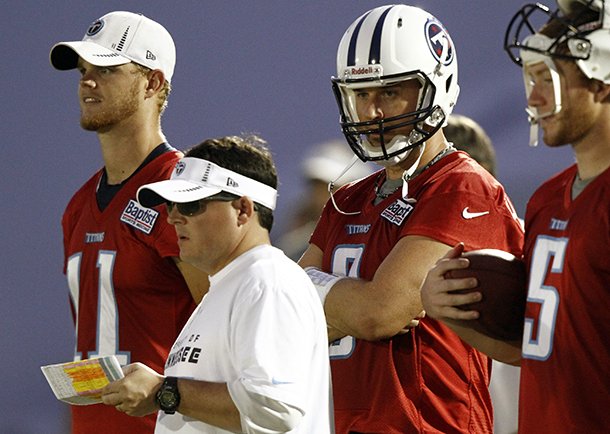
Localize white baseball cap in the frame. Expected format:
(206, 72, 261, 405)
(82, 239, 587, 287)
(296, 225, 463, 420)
(303, 139, 374, 184)
(138, 157, 278, 210)
(50, 11, 176, 82)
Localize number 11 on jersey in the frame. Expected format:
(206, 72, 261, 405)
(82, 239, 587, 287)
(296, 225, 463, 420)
(66, 250, 130, 365)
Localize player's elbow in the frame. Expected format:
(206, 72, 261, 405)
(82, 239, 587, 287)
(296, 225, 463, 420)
(355, 312, 406, 341)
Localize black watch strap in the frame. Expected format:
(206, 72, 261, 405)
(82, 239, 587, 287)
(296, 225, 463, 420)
(156, 376, 180, 414)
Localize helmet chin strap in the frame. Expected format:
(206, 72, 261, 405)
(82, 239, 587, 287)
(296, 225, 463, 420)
(401, 143, 426, 203)
(326, 138, 428, 215)
(328, 142, 446, 215)
(526, 106, 560, 147)
(520, 54, 563, 147)
(327, 155, 363, 216)
(526, 108, 540, 147)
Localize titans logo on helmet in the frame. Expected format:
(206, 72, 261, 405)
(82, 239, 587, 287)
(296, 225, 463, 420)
(425, 19, 454, 66)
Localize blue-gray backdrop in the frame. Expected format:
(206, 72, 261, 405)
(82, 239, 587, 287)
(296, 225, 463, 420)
(1, 1, 573, 432)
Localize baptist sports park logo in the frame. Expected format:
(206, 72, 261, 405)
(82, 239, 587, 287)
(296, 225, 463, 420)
(120, 200, 159, 234)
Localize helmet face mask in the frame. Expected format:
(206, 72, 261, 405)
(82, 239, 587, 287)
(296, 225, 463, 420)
(332, 5, 459, 165)
(504, 0, 610, 145)
(332, 71, 445, 164)
(522, 52, 563, 124)
(504, 1, 604, 66)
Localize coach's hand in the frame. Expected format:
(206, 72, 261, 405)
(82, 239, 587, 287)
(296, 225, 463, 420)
(101, 362, 164, 417)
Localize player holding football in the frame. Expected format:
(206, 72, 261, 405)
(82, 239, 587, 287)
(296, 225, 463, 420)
(298, 4, 524, 433)
(421, 0, 610, 432)
(50, 11, 207, 433)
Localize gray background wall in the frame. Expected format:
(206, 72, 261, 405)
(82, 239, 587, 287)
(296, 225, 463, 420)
(1, 1, 573, 432)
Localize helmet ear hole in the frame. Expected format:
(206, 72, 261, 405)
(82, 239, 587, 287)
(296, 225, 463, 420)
(446, 75, 454, 93)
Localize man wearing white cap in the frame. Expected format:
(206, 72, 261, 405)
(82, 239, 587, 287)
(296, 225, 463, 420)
(50, 11, 207, 434)
(100, 135, 333, 434)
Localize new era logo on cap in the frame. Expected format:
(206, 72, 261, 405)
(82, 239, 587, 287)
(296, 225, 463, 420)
(50, 11, 176, 82)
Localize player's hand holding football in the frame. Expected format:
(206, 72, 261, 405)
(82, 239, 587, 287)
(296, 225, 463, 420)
(101, 362, 164, 417)
(420, 243, 481, 321)
(422, 243, 526, 343)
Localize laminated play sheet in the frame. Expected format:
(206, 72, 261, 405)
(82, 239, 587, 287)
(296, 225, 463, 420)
(41, 355, 124, 405)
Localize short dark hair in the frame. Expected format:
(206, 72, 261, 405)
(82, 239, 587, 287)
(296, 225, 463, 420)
(185, 135, 278, 231)
(444, 114, 497, 177)
(541, 2, 600, 39)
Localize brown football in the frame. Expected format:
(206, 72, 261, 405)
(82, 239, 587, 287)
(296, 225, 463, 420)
(444, 249, 527, 341)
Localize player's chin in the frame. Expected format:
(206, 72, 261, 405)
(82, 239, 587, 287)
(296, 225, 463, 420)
(541, 132, 565, 148)
(177, 242, 193, 260)
(362, 133, 382, 146)
(366, 133, 395, 149)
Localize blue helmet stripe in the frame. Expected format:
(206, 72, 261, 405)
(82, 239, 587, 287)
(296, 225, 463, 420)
(347, 10, 372, 66)
(369, 5, 394, 65)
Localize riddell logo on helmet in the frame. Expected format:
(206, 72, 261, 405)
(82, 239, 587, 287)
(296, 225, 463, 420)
(349, 65, 382, 77)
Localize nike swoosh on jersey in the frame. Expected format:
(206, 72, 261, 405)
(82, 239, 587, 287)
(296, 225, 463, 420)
(462, 207, 490, 219)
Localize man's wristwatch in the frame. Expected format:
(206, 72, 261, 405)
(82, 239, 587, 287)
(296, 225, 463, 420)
(156, 376, 180, 414)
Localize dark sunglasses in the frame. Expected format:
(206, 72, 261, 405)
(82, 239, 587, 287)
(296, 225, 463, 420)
(166, 193, 238, 217)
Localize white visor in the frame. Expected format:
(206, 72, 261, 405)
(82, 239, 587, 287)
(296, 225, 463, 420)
(137, 157, 277, 210)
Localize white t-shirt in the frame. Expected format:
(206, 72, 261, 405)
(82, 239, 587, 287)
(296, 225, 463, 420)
(490, 361, 520, 434)
(155, 245, 333, 434)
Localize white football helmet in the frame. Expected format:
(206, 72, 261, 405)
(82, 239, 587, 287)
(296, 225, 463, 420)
(505, 1, 610, 144)
(332, 4, 460, 166)
(505, 0, 610, 82)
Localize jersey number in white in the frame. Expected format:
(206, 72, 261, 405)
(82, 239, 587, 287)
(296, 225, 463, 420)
(66, 251, 130, 364)
(522, 236, 567, 360)
(328, 244, 364, 359)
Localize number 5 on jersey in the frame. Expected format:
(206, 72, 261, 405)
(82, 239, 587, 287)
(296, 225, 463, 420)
(522, 237, 566, 360)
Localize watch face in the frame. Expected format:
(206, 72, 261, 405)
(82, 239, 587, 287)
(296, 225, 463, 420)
(160, 389, 178, 407)
(157, 377, 180, 413)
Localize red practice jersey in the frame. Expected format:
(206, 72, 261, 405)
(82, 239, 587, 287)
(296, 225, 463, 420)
(311, 151, 524, 434)
(62, 151, 196, 434)
(519, 164, 610, 433)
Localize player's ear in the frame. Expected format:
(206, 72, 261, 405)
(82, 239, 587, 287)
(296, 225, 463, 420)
(144, 69, 165, 97)
(235, 197, 255, 226)
(591, 79, 610, 103)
